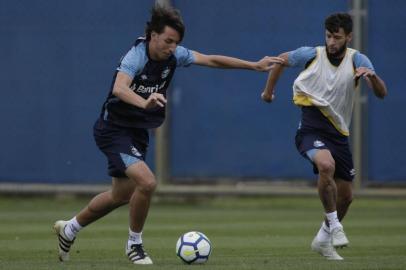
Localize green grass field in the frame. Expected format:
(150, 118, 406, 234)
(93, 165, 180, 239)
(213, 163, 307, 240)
(0, 195, 405, 270)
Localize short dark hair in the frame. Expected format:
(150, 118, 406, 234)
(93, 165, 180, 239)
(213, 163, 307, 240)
(325, 13, 353, 35)
(145, 5, 185, 42)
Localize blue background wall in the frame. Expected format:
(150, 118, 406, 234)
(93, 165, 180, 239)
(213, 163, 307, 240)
(0, 0, 404, 183)
(366, 0, 406, 182)
(0, 1, 152, 183)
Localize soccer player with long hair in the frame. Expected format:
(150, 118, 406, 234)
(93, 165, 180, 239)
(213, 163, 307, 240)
(54, 4, 284, 265)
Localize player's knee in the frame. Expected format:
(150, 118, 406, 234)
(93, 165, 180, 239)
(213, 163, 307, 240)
(317, 160, 335, 175)
(138, 177, 157, 194)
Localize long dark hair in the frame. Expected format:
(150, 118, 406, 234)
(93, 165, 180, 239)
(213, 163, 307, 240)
(145, 5, 185, 42)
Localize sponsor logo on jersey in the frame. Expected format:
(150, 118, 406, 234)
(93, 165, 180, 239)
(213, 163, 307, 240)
(161, 67, 170, 79)
(313, 140, 325, 148)
(131, 81, 167, 94)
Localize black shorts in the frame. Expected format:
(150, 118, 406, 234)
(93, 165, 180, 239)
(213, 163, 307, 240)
(295, 130, 355, 181)
(93, 118, 149, 178)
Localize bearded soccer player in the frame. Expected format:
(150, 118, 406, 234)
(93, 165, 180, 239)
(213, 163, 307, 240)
(261, 13, 387, 260)
(53, 5, 284, 265)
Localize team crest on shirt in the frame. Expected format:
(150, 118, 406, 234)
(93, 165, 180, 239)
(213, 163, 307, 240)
(313, 140, 325, 148)
(131, 146, 142, 157)
(161, 67, 170, 79)
(140, 74, 148, 80)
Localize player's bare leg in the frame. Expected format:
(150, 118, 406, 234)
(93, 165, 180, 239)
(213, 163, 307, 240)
(311, 150, 348, 260)
(313, 179, 352, 259)
(335, 178, 353, 222)
(77, 177, 135, 225)
(314, 150, 337, 215)
(124, 161, 156, 264)
(319, 179, 352, 231)
(326, 177, 350, 248)
(54, 177, 135, 261)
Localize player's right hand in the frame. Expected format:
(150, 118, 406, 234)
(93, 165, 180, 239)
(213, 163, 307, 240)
(261, 91, 275, 103)
(144, 93, 167, 109)
(354, 67, 376, 79)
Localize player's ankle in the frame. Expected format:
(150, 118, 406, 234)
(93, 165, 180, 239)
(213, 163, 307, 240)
(325, 211, 342, 230)
(64, 217, 83, 240)
(128, 229, 143, 248)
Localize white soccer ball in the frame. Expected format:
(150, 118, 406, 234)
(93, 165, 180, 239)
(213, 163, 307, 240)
(176, 231, 212, 264)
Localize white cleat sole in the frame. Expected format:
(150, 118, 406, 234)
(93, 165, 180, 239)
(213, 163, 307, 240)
(132, 257, 153, 265)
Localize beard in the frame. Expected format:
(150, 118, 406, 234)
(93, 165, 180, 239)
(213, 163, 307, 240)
(325, 42, 347, 59)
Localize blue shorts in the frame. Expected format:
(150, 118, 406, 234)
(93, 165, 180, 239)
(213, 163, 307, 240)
(93, 118, 149, 178)
(295, 130, 355, 181)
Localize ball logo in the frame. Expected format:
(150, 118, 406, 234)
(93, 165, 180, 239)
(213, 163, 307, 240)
(183, 249, 201, 256)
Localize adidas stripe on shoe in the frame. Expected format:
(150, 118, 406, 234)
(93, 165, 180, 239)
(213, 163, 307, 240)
(126, 243, 153, 265)
(53, 220, 75, 262)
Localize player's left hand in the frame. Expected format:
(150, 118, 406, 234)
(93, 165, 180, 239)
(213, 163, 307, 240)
(354, 67, 376, 80)
(255, 56, 285, 72)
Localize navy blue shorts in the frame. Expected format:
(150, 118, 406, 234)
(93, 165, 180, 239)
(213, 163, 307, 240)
(93, 118, 149, 178)
(295, 130, 355, 181)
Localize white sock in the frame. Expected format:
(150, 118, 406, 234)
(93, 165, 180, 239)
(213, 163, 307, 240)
(325, 211, 342, 231)
(64, 217, 83, 241)
(315, 221, 331, 242)
(128, 229, 143, 248)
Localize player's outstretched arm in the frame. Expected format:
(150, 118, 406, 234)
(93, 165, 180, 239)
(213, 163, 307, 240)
(354, 67, 387, 99)
(261, 52, 289, 103)
(192, 51, 284, 72)
(113, 72, 167, 109)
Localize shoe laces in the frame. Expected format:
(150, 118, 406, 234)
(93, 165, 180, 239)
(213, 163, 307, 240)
(130, 244, 147, 258)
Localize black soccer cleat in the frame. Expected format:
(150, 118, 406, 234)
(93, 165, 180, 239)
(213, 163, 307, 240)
(126, 243, 153, 265)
